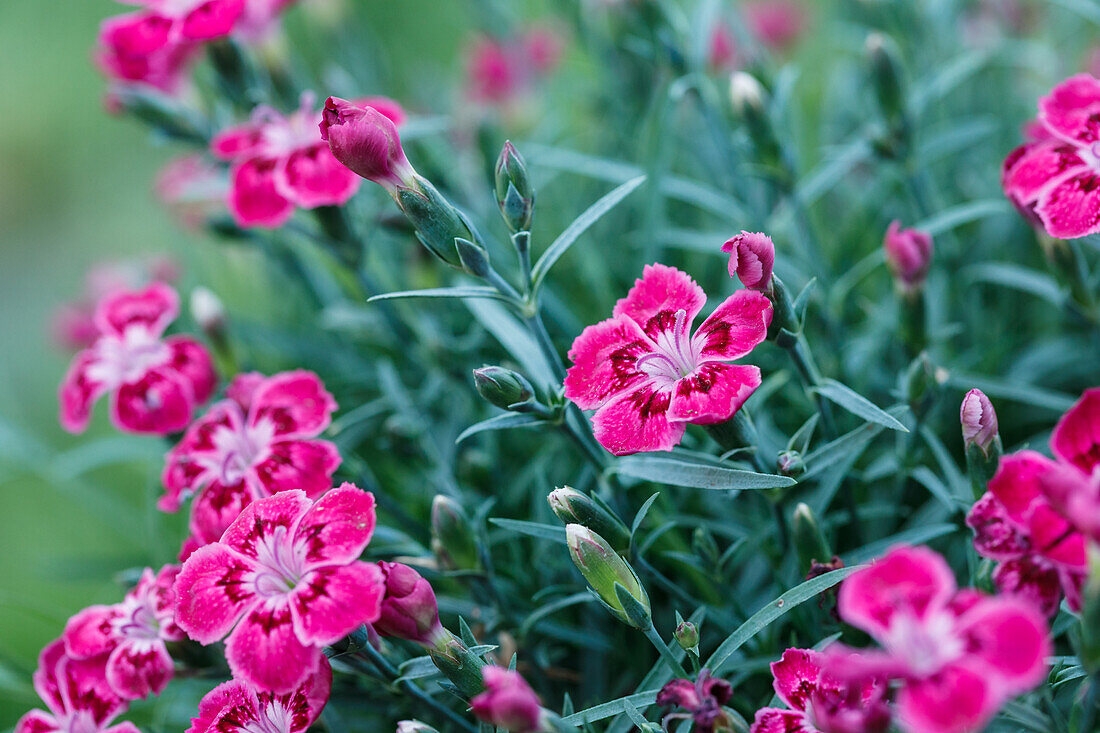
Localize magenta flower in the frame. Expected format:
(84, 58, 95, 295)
(564, 264, 772, 455)
(743, 0, 807, 51)
(161, 370, 340, 550)
(211, 94, 371, 228)
(187, 657, 331, 733)
(156, 155, 227, 231)
(235, 0, 300, 41)
(1038, 387, 1100, 542)
(95, 15, 198, 94)
(16, 639, 139, 733)
(831, 545, 1051, 733)
(657, 670, 734, 733)
(374, 561, 447, 646)
(464, 30, 564, 106)
(62, 565, 184, 700)
(174, 486, 384, 693)
(319, 97, 414, 191)
(967, 453, 1087, 616)
(58, 282, 216, 435)
(883, 221, 933, 292)
(722, 231, 775, 292)
(708, 24, 739, 72)
(1002, 74, 1100, 239)
(750, 648, 890, 733)
(469, 668, 543, 733)
(960, 388, 998, 454)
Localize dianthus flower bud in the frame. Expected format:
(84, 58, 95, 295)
(547, 487, 631, 551)
(865, 33, 906, 127)
(776, 449, 805, 478)
(473, 366, 533, 410)
(374, 562, 446, 646)
(674, 620, 699, 652)
(320, 96, 416, 192)
(394, 179, 472, 269)
(729, 71, 766, 117)
(730, 72, 780, 166)
(961, 388, 1003, 499)
(396, 721, 439, 733)
(792, 502, 831, 575)
(470, 667, 544, 733)
(883, 220, 933, 292)
(190, 286, 226, 340)
(721, 231, 775, 292)
(495, 141, 534, 234)
(566, 524, 651, 628)
(431, 495, 481, 571)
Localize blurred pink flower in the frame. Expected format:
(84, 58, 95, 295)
(465, 27, 565, 106)
(156, 155, 227, 230)
(1038, 387, 1100, 544)
(470, 668, 543, 733)
(59, 282, 216, 434)
(883, 221, 933, 292)
(175, 486, 383, 693)
(565, 264, 771, 455)
(743, 1, 806, 51)
(708, 24, 739, 72)
(830, 545, 1051, 733)
(63, 566, 184, 700)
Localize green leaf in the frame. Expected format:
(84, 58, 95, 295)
(844, 523, 957, 565)
(456, 413, 544, 444)
(913, 199, 1010, 236)
(631, 493, 661, 537)
(910, 467, 960, 512)
(795, 137, 873, 207)
(966, 263, 1067, 308)
(488, 518, 567, 543)
(704, 566, 862, 673)
(615, 456, 795, 491)
(812, 379, 909, 432)
(531, 176, 646, 290)
(944, 373, 1076, 413)
(466, 300, 556, 385)
(367, 286, 510, 303)
(561, 691, 661, 725)
(519, 593, 595, 636)
(51, 436, 164, 479)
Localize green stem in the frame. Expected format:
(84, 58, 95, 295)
(642, 624, 689, 678)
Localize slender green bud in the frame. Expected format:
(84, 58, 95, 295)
(693, 527, 720, 567)
(430, 496, 480, 571)
(395, 176, 471, 268)
(865, 33, 906, 125)
(472, 366, 534, 410)
(792, 502, 831, 574)
(729, 72, 781, 167)
(495, 141, 534, 233)
(768, 275, 800, 343)
(566, 524, 650, 628)
(426, 628, 487, 697)
(674, 620, 699, 652)
(547, 487, 631, 551)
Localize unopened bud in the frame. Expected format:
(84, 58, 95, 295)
(470, 667, 544, 733)
(777, 450, 805, 478)
(792, 502, 831, 574)
(865, 33, 906, 125)
(730, 72, 780, 166)
(692, 527, 719, 566)
(729, 71, 765, 116)
(396, 721, 439, 733)
(884, 220, 933, 292)
(374, 562, 446, 646)
(431, 495, 480, 571)
(903, 352, 941, 417)
(547, 487, 630, 551)
(566, 524, 651, 628)
(320, 96, 416, 192)
(960, 389, 999, 455)
(395, 178, 472, 268)
(495, 141, 534, 234)
(721, 231, 775, 292)
(474, 367, 534, 410)
(190, 287, 226, 338)
(674, 620, 699, 652)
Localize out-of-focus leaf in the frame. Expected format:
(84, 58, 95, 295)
(455, 413, 544, 444)
(966, 263, 1066, 308)
(488, 518, 567, 543)
(812, 380, 908, 431)
(615, 456, 796, 490)
(914, 199, 1010, 236)
(51, 437, 164, 480)
(945, 373, 1076, 413)
(466, 300, 556, 385)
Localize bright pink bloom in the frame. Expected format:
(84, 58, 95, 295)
(743, 1, 806, 51)
(657, 670, 734, 733)
(750, 649, 890, 733)
(1002, 74, 1100, 239)
(319, 97, 413, 191)
(470, 667, 543, 733)
(564, 264, 771, 455)
(161, 371, 340, 550)
(374, 561, 446, 645)
(212, 94, 364, 228)
(156, 155, 227, 230)
(15, 639, 140, 733)
(1039, 387, 1100, 543)
(708, 24, 739, 72)
(883, 221, 933, 291)
(174, 486, 384, 693)
(236, 0, 300, 41)
(960, 388, 998, 453)
(187, 657, 330, 733)
(832, 545, 1051, 733)
(968, 452, 1087, 615)
(95, 14, 198, 94)
(58, 282, 216, 434)
(722, 231, 775, 292)
(62, 565, 184, 700)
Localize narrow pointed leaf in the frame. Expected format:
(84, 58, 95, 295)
(812, 380, 909, 432)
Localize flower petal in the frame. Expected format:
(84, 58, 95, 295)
(15, 711, 58, 733)
(1002, 140, 1087, 206)
(988, 451, 1055, 524)
(164, 336, 217, 406)
(837, 545, 956, 637)
(1038, 73, 1100, 145)
(667, 363, 760, 425)
(227, 157, 295, 229)
(252, 439, 341, 498)
(1051, 387, 1100, 473)
(221, 490, 312, 561)
(769, 648, 824, 712)
(965, 492, 1029, 561)
(111, 368, 194, 434)
(225, 599, 320, 694)
(58, 351, 108, 434)
(749, 708, 812, 733)
(612, 264, 706, 339)
(248, 370, 337, 438)
(291, 563, 384, 645)
(992, 557, 1064, 618)
(1027, 502, 1087, 567)
(190, 481, 255, 545)
(1038, 462, 1100, 544)
(564, 316, 655, 410)
(175, 543, 258, 644)
(896, 662, 998, 733)
(161, 401, 244, 512)
(63, 605, 119, 659)
(1037, 169, 1100, 239)
(693, 290, 772, 360)
(179, 0, 244, 40)
(105, 640, 174, 699)
(211, 123, 266, 161)
(94, 281, 179, 338)
(294, 484, 376, 566)
(274, 143, 360, 209)
(957, 597, 1051, 693)
(591, 382, 684, 456)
